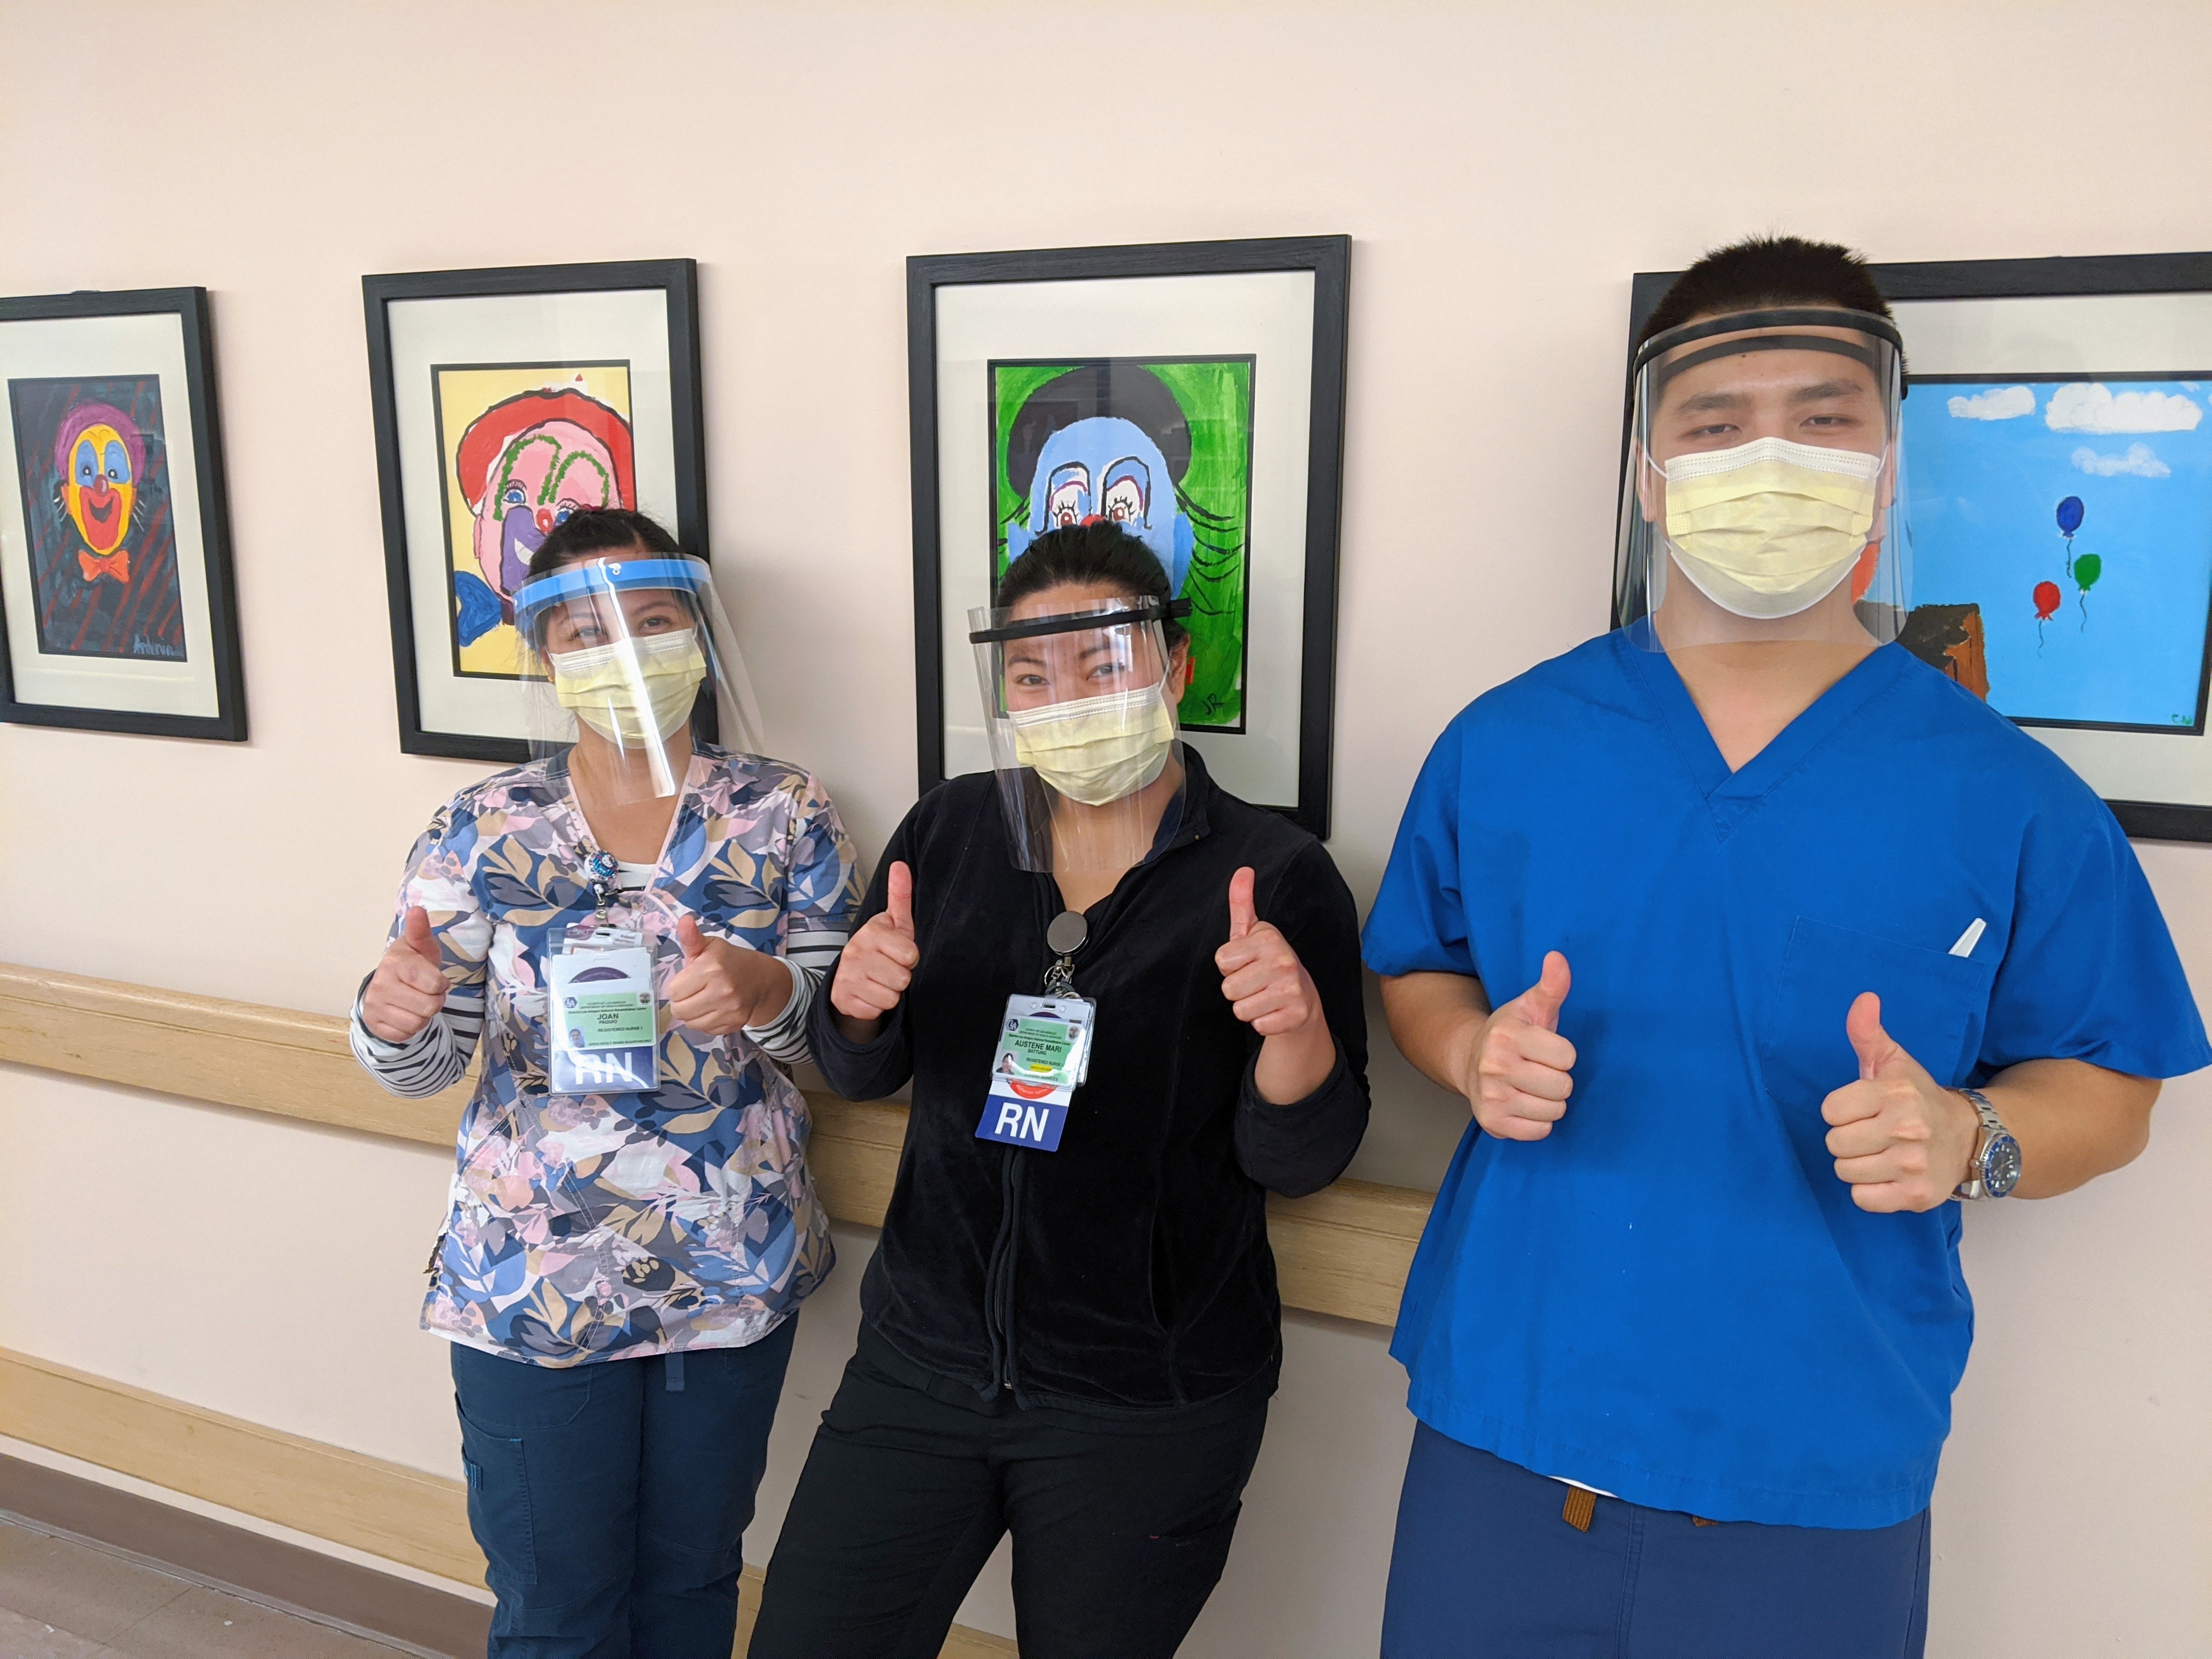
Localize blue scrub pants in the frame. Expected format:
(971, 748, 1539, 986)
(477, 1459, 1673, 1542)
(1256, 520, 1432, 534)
(450, 1316, 798, 1659)
(1383, 1424, 1929, 1659)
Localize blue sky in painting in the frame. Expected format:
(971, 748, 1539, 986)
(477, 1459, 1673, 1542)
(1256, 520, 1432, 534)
(1904, 378, 2212, 731)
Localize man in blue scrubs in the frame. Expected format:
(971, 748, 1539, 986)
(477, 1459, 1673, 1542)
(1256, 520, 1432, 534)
(1364, 236, 2208, 1657)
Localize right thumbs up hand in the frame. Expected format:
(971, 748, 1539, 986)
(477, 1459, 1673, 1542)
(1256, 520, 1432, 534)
(362, 906, 449, 1044)
(1459, 951, 1576, 1141)
(831, 860, 921, 1029)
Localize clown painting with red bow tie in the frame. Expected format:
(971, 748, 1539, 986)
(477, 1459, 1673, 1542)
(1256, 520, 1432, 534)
(13, 379, 185, 661)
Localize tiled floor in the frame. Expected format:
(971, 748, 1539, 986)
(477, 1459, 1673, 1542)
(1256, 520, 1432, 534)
(0, 1519, 411, 1658)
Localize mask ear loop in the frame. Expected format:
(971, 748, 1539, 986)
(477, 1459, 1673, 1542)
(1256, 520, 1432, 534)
(1636, 441, 1671, 617)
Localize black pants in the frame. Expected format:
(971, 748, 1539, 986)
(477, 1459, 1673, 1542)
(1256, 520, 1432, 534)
(748, 1346, 1268, 1659)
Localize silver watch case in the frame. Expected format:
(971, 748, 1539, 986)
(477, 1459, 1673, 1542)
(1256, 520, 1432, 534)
(1955, 1086, 2022, 1200)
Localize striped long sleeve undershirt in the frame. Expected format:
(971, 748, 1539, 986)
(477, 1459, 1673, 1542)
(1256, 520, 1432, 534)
(349, 929, 847, 1099)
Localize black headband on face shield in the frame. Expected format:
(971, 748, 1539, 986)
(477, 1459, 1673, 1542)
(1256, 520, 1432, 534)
(1635, 306, 1908, 398)
(1654, 333, 1884, 394)
(968, 597, 1191, 646)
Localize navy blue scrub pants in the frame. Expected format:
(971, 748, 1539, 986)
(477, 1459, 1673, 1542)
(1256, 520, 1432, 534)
(449, 1316, 798, 1659)
(1383, 1425, 1930, 1659)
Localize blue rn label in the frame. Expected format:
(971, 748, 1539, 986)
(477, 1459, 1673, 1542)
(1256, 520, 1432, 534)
(974, 1094, 1068, 1152)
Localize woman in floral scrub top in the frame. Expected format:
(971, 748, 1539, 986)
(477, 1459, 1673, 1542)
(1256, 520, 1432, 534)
(351, 508, 860, 1658)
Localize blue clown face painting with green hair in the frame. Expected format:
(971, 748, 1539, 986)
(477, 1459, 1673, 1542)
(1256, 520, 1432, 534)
(1007, 413, 1195, 595)
(991, 357, 1255, 732)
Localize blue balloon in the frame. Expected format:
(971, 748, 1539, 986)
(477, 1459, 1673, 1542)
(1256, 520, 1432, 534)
(2056, 496, 2085, 535)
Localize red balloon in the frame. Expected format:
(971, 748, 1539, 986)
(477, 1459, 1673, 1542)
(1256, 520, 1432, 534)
(2033, 580, 2061, 620)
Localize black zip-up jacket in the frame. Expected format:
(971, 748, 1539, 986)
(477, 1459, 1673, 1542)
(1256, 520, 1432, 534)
(808, 749, 1370, 1417)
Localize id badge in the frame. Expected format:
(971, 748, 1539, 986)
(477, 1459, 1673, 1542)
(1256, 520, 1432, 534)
(975, 994, 1094, 1153)
(546, 923, 659, 1095)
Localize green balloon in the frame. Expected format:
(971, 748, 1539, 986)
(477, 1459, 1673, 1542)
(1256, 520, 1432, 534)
(2074, 552, 2103, 591)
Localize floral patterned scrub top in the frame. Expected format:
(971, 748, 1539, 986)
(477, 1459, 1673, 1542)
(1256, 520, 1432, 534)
(353, 745, 861, 1367)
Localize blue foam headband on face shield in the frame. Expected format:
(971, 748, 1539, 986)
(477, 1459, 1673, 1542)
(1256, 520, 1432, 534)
(512, 557, 709, 635)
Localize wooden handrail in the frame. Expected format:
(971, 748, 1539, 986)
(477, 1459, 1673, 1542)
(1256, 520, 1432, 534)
(0, 962, 1424, 1329)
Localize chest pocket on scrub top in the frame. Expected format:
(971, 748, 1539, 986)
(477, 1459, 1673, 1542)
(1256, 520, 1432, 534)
(1759, 916, 1995, 1113)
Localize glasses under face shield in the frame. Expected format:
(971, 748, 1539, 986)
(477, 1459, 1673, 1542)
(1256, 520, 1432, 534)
(969, 596, 1191, 874)
(515, 555, 765, 803)
(1616, 307, 1911, 651)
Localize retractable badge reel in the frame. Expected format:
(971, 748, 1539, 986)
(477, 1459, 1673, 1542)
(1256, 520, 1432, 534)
(546, 850, 661, 1095)
(976, 910, 1096, 1153)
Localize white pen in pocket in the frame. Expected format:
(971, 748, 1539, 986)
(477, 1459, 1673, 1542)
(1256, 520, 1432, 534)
(1949, 917, 1987, 958)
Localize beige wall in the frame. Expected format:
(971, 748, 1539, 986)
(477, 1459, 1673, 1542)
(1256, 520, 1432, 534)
(2, 2, 2208, 1651)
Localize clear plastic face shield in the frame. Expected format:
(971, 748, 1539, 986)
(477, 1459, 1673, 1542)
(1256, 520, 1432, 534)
(1616, 307, 1911, 654)
(968, 595, 1192, 875)
(515, 555, 765, 804)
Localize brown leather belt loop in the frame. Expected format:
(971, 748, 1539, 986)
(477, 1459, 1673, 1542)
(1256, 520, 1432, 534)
(1559, 1488, 1718, 1531)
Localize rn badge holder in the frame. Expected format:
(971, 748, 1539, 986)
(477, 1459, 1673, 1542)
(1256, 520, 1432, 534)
(976, 910, 1096, 1153)
(546, 853, 661, 1096)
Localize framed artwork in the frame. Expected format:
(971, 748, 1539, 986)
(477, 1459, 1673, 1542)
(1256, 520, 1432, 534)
(0, 287, 245, 740)
(909, 235, 1351, 836)
(364, 259, 706, 762)
(1627, 251, 2212, 842)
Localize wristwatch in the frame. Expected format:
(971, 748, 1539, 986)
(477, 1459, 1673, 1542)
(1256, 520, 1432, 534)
(1953, 1087, 2022, 1200)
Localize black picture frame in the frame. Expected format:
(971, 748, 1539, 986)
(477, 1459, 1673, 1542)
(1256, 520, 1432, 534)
(363, 259, 707, 763)
(1625, 250, 2212, 843)
(907, 235, 1352, 838)
(0, 286, 246, 741)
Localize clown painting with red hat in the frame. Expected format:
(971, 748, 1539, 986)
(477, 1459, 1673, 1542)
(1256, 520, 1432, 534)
(449, 385, 636, 647)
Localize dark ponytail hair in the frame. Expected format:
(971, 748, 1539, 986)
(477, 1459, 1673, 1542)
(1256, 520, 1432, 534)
(994, 521, 1188, 649)
(525, 506, 681, 583)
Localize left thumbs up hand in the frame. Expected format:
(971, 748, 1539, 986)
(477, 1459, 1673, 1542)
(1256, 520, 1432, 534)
(667, 915, 794, 1037)
(1216, 867, 1335, 1104)
(1821, 992, 1980, 1212)
(1215, 866, 1323, 1037)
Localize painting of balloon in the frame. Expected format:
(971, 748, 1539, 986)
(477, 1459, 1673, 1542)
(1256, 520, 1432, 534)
(989, 358, 1254, 731)
(1901, 375, 2212, 734)
(431, 365, 636, 679)
(6, 375, 187, 662)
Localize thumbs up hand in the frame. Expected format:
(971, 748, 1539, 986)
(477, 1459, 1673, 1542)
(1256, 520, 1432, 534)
(1460, 951, 1575, 1141)
(1216, 865, 1339, 1105)
(830, 860, 921, 1027)
(667, 915, 794, 1037)
(1821, 992, 1979, 1212)
(362, 906, 449, 1043)
(1215, 866, 1323, 1039)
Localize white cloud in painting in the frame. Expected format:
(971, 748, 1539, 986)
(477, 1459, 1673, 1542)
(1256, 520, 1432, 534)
(1945, 385, 2036, 420)
(2071, 442, 2171, 478)
(2045, 382, 2203, 433)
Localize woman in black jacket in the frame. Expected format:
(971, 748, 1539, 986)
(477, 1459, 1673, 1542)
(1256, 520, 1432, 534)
(747, 523, 1370, 1659)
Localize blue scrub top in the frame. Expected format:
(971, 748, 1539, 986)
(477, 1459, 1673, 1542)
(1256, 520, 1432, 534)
(1363, 631, 2208, 1530)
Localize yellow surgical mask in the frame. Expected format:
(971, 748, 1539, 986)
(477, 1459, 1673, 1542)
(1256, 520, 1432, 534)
(549, 630, 707, 746)
(1007, 679, 1175, 806)
(1658, 436, 1883, 619)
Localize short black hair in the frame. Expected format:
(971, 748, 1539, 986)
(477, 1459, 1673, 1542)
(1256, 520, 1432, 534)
(1639, 234, 1891, 348)
(994, 521, 1187, 650)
